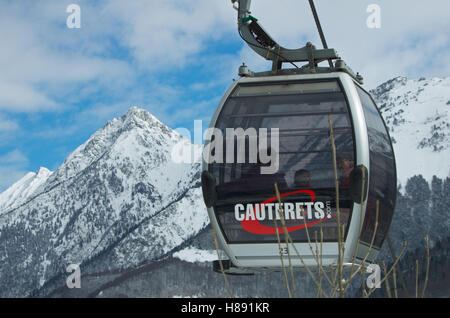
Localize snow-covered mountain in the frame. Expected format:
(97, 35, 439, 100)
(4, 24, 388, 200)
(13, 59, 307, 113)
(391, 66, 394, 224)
(0, 76, 448, 298)
(370, 76, 450, 186)
(0, 167, 52, 213)
(0, 107, 209, 297)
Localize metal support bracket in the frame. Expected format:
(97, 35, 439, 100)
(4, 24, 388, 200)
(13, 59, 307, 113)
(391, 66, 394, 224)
(232, 0, 363, 84)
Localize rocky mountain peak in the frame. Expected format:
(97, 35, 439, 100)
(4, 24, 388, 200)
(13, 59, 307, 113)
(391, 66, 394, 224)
(36, 167, 52, 177)
(0, 76, 448, 297)
(370, 76, 408, 100)
(42, 107, 184, 193)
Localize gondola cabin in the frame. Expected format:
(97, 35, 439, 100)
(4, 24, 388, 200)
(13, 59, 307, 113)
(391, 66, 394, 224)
(202, 72, 396, 274)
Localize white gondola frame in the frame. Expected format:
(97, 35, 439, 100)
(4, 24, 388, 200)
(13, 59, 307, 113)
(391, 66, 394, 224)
(203, 72, 381, 270)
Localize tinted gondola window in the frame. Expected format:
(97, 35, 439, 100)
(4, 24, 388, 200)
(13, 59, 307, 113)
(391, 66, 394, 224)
(357, 86, 396, 248)
(209, 80, 356, 244)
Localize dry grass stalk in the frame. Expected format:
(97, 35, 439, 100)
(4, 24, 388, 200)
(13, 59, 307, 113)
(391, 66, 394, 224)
(273, 183, 335, 297)
(211, 227, 234, 297)
(366, 241, 408, 297)
(342, 203, 380, 295)
(274, 182, 345, 297)
(314, 229, 325, 298)
(421, 234, 430, 298)
(415, 260, 419, 298)
(386, 235, 411, 297)
(270, 201, 331, 298)
(286, 234, 331, 298)
(327, 115, 345, 297)
(382, 261, 392, 298)
(272, 207, 293, 298)
(392, 264, 399, 298)
(361, 263, 368, 297)
(209, 115, 424, 299)
(295, 189, 334, 289)
(274, 183, 297, 298)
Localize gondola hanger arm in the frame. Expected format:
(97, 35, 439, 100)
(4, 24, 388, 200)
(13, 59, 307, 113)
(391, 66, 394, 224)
(231, 0, 339, 68)
(231, 0, 363, 84)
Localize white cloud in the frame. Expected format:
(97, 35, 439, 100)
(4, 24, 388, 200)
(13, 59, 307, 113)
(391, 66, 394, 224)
(0, 150, 29, 192)
(0, 115, 19, 132)
(0, 80, 58, 112)
(0, 1, 133, 112)
(0, 0, 449, 192)
(242, 0, 450, 88)
(102, 0, 235, 70)
(1, 0, 449, 114)
(0, 150, 28, 165)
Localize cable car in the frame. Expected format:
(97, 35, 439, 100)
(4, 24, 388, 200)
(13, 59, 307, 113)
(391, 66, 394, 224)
(201, 0, 396, 274)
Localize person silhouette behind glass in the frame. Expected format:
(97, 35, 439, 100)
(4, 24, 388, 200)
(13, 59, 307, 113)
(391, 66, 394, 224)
(337, 153, 354, 188)
(294, 169, 311, 188)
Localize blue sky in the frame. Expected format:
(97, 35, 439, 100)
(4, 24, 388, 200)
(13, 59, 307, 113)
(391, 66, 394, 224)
(0, 0, 449, 191)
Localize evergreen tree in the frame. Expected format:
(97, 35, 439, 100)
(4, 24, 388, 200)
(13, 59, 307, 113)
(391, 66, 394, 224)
(442, 177, 450, 236)
(443, 177, 450, 207)
(431, 176, 443, 212)
(389, 188, 411, 248)
(430, 176, 445, 241)
(404, 175, 431, 249)
(405, 175, 431, 203)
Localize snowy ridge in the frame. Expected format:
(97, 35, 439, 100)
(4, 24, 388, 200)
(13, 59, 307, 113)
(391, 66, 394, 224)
(42, 106, 187, 192)
(0, 106, 208, 297)
(371, 76, 450, 185)
(0, 167, 52, 213)
(0, 76, 449, 297)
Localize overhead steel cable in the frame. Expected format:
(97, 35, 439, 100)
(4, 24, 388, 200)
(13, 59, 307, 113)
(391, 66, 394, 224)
(308, 0, 334, 68)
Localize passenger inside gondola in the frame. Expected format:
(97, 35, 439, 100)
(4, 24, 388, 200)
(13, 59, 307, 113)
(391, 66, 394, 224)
(337, 153, 353, 188)
(294, 169, 311, 188)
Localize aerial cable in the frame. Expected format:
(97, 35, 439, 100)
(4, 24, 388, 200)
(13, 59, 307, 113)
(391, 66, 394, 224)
(308, 0, 334, 68)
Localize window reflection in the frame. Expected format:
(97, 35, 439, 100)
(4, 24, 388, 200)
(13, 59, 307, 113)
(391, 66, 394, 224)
(211, 80, 356, 244)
